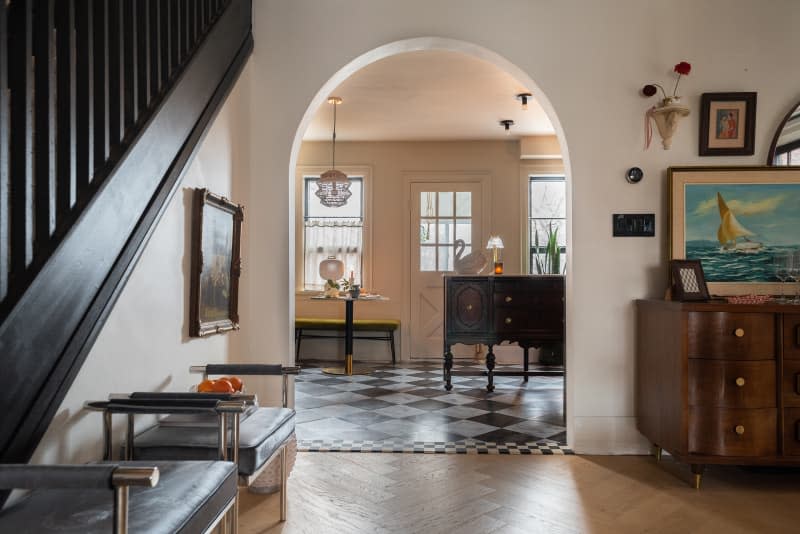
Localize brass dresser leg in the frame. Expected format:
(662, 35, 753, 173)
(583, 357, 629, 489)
(690, 464, 704, 490)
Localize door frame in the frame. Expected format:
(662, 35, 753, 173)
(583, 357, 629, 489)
(402, 171, 492, 362)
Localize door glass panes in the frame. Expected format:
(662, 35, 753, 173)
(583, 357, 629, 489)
(419, 190, 472, 272)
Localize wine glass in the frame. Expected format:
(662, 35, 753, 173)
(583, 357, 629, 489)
(773, 253, 791, 302)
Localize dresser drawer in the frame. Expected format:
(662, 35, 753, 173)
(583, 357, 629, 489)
(783, 361, 800, 407)
(689, 360, 775, 409)
(492, 290, 562, 309)
(686, 312, 775, 360)
(688, 407, 776, 456)
(784, 314, 800, 360)
(784, 408, 800, 455)
(494, 307, 563, 336)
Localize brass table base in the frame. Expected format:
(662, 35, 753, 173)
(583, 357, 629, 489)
(322, 355, 372, 376)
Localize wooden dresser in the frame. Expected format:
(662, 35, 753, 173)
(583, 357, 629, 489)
(636, 299, 800, 487)
(444, 275, 564, 391)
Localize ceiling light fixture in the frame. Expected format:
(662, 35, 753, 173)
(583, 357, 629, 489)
(516, 92, 532, 111)
(316, 96, 351, 207)
(500, 119, 514, 135)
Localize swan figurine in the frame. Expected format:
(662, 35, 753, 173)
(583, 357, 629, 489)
(453, 239, 488, 274)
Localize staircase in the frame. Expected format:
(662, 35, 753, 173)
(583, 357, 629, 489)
(0, 0, 253, 464)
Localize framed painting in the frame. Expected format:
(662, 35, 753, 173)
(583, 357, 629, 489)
(669, 167, 800, 296)
(699, 92, 756, 156)
(190, 188, 244, 337)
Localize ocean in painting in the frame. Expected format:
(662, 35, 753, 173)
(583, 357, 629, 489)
(684, 183, 800, 281)
(686, 242, 797, 282)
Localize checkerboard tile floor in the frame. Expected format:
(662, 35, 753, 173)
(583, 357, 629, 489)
(295, 361, 570, 453)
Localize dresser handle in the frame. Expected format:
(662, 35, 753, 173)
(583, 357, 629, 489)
(735, 377, 745, 387)
(795, 373, 800, 395)
(735, 425, 745, 435)
(796, 325, 800, 346)
(505, 296, 512, 303)
(505, 317, 512, 325)
(734, 328, 745, 338)
(466, 304, 473, 311)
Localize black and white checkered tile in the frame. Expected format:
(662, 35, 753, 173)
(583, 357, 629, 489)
(295, 361, 569, 453)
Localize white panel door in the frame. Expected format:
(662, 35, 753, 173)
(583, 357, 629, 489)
(409, 182, 483, 359)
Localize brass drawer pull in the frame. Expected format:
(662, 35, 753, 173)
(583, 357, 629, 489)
(734, 328, 745, 338)
(505, 296, 512, 303)
(505, 317, 512, 325)
(735, 377, 746, 387)
(466, 304, 473, 311)
(735, 425, 745, 435)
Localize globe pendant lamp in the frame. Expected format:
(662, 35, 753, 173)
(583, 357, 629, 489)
(316, 96, 352, 207)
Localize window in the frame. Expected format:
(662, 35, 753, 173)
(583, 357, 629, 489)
(419, 191, 473, 272)
(528, 175, 566, 274)
(303, 176, 364, 290)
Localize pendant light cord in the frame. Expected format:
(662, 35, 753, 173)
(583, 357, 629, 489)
(331, 101, 337, 169)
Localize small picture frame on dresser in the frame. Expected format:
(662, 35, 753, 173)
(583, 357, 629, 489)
(670, 259, 710, 301)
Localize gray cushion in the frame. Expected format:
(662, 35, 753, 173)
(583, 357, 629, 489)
(0, 461, 236, 534)
(133, 407, 295, 476)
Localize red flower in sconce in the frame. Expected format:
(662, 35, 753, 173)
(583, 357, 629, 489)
(642, 61, 692, 150)
(641, 61, 692, 102)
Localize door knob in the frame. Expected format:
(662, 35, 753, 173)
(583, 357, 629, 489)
(505, 296, 512, 303)
(735, 425, 745, 435)
(505, 317, 512, 325)
(466, 304, 473, 311)
(734, 328, 745, 338)
(735, 377, 745, 387)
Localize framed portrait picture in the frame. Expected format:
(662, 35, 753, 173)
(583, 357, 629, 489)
(189, 188, 244, 337)
(669, 259, 710, 301)
(669, 166, 800, 296)
(699, 92, 756, 156)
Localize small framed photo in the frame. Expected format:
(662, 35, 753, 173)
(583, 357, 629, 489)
(670, 259, 710, 302)
(189, 188, 244, 337)
(699, 92, 757, 156)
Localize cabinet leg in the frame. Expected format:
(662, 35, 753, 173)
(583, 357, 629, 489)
(486, 348, 496, 392)
(652, 444, 662, 462)
(523, 347, 529, 382)
(444, 349, 453, 391)
(690, 464, 704, 490)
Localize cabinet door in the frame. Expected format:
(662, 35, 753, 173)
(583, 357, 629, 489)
(446, 279, 489, 337)
(784, 314, 800, 360)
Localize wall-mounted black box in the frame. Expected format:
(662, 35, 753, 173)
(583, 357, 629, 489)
(613, 213, 655, 237)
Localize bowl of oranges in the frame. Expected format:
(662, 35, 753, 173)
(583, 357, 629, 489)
(196, 376, 243, 393)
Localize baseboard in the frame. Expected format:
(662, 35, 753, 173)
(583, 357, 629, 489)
(570, 416, 650, 455)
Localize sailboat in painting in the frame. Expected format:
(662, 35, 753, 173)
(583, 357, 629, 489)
(716, 192, 763, 253)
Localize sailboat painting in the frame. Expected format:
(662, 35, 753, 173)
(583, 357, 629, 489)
(683, 183, 800, 282)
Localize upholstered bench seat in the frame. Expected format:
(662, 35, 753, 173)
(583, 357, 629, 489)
(295, 317, 400, 364)
(133, 407, 295, 477)
(0, 461, 237, 534)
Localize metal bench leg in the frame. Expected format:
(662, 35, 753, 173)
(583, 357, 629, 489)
(389, 330, 396, 365)
(280, 445, 288, 521)
(295, 329, 302, 364)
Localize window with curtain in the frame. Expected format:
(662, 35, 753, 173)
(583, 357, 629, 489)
(303, 177, 364, 290)
(529, 175, 567, 274)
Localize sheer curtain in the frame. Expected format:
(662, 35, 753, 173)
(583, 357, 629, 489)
(304, 218, 363, 290)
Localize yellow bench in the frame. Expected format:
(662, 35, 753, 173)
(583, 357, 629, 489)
(295, 318, 400, 365)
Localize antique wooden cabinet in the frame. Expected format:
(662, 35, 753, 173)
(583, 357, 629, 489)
(636, 299, 800, 487)
(444, 275, 564, 391)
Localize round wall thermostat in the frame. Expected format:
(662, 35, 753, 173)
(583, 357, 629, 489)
(625, 167, 643, 184)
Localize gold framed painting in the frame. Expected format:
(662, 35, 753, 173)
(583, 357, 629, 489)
(189, 188, 244, 337)
(669, 166, 800, 296)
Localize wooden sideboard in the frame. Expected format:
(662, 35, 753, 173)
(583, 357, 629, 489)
(443, 275, 564, 391)
(636, 299, 800, 487)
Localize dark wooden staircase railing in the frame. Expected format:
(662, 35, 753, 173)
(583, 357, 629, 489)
(0, 0, 253, 466)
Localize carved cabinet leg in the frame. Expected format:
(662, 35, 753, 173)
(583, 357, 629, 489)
(486, 347, 496, 392)
(523, 347, 529, 382)
(444, 349, 453, 391)
(690, 464, 705, 490)
(652, 444, 662, 462)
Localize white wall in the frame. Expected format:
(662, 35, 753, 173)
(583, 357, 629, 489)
(247, 0, 800, 453)
(32, 65, 253, 465)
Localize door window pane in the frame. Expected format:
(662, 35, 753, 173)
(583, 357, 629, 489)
(455, 220, 471, 243)
(420, 219, 436, 244)
(438, 192, 453, 217)
(437, 220, 454, 244)
(438, 245, 453, 271)
(421, 192, 436, 217)
(420, 246, 436, 271)
(455, 192, 471, 216)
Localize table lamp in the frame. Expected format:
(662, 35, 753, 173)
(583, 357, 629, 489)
(319, 257, 344, 294)
(486, 236, 504, 274)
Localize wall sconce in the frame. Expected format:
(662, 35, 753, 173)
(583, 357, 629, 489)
(486, 236, 505, 274)
(646, 100, 690, 150)
(516, 92, 532, 111)
(500, 119, 514, 135)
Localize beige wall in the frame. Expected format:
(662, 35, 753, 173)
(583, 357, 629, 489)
(32, 65, 253, 465)
(247, 0, 800, 453)
(295, 140, 561, 362)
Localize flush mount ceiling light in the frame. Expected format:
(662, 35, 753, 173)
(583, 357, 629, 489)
(316, 96, 352, 207)
(516, 92, 532, 111)
(500, 119, 514, 135)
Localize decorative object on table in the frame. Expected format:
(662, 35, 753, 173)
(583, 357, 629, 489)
(319, 256, 345, 297)
(767, 98, 800, 165)
(486, 235, 505, 274)
(699, 92, 757, 156)
(668, 167, 800, 296)
(725, 294, 773, 305)
(669, 259, 710, 301)
(349, 284, 361, 299)
(453, 238, 488, 274)
(533, 221, 563, 274)
(642, 61, 691, 150)
(189, 188, 244, 337)
(316, 96, 351, 207)
(625, 166, 644, 184)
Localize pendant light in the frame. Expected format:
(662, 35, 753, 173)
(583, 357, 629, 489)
(316, 96, 352, 207)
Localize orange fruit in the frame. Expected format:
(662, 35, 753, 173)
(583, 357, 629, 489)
(225, 376, 243, 392)
(197, 379, 215, 392)
(210, 379, 235, 393)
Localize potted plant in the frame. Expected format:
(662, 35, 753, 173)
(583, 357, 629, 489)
(534, 221, 565, 365)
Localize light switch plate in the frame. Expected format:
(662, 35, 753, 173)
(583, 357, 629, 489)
(613, 214, 655, 237)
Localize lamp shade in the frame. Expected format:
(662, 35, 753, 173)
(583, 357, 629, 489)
(486, 236, 504, 249)
(319, 256, 344, 281)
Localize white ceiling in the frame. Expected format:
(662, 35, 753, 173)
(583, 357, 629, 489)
(302, 50, 555, 142)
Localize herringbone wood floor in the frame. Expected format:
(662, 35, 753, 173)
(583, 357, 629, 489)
(239, 452, 800, 534)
